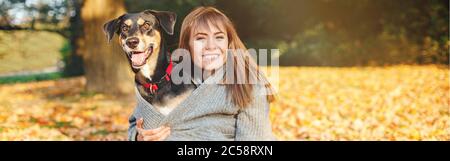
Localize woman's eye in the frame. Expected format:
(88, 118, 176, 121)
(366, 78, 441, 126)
(216, 36, 225, 40)
(196, 37, 205, 41)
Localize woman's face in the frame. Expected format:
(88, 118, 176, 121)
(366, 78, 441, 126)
(189, 23, 228, 71)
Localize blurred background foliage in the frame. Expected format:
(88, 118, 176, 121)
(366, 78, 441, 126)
(0, 0, 448, 70)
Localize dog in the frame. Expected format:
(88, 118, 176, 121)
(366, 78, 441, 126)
(103, 10, 195, 115)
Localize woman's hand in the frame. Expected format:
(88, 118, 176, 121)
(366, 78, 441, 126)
(136, 118, 171, 141)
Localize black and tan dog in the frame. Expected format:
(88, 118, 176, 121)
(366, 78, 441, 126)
(103, 10, 195, 115)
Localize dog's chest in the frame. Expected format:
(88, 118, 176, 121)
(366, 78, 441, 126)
(152, 88, 194, 115)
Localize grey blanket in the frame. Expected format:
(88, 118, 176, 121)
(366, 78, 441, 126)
(128, 71, 275, 141)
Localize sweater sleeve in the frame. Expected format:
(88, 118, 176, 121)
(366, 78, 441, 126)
(128, 112, 138, 141)
(235, 85, 276, 141)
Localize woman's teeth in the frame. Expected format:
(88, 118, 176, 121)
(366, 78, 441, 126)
(202, 54, 219, 60)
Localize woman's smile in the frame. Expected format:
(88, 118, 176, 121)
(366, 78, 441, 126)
(202, 53, 221, 62)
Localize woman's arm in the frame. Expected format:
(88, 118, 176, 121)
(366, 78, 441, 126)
(235, 86, 276, 141)
(128, 112, 171, 141)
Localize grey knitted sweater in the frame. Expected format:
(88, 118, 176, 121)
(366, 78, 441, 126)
(127, 70, 275, 141)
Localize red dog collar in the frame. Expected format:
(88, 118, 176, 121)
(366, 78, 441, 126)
(143, 59, 173, 93)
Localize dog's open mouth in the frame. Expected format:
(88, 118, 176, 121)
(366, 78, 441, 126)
(130, 45, 154, 68)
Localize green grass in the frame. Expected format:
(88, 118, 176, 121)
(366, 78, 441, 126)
(0, 30, 65, 74)
(0, 30, 68, 84)
(0, 72, 64, 84)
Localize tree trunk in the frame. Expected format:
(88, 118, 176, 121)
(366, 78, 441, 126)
(79, 0, 133, 95)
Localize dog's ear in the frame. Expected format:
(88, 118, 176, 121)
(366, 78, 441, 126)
(103, 15, 124, 43)
(144, 10, 177, 35)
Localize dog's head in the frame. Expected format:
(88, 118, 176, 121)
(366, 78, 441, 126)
(103, 10, 176, 69)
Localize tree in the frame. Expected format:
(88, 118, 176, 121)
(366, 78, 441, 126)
(79, 0, 134, 95)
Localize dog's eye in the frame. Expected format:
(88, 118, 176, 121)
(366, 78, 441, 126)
(142, 23, 151, 30)
(122, 26, 129, 32)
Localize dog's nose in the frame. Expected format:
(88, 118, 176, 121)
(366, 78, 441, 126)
(126, 38, 139, 49)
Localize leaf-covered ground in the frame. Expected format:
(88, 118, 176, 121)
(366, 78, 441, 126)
(0, 65, 448, 140)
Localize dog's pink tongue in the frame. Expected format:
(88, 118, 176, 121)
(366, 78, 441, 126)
(131, 53, 146, 66)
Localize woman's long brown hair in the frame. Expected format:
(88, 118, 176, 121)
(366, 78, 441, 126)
(179, 6, 275, 108)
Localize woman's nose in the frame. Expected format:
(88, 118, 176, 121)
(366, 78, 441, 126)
(205, 37, 217, 50)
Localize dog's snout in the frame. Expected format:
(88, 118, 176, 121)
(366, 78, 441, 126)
(126, 37, 140, 49)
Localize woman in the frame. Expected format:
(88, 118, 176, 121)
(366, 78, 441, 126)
(128, 6, 276, 141)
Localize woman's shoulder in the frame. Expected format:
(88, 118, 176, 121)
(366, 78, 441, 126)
(252, 84, 269, 97)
